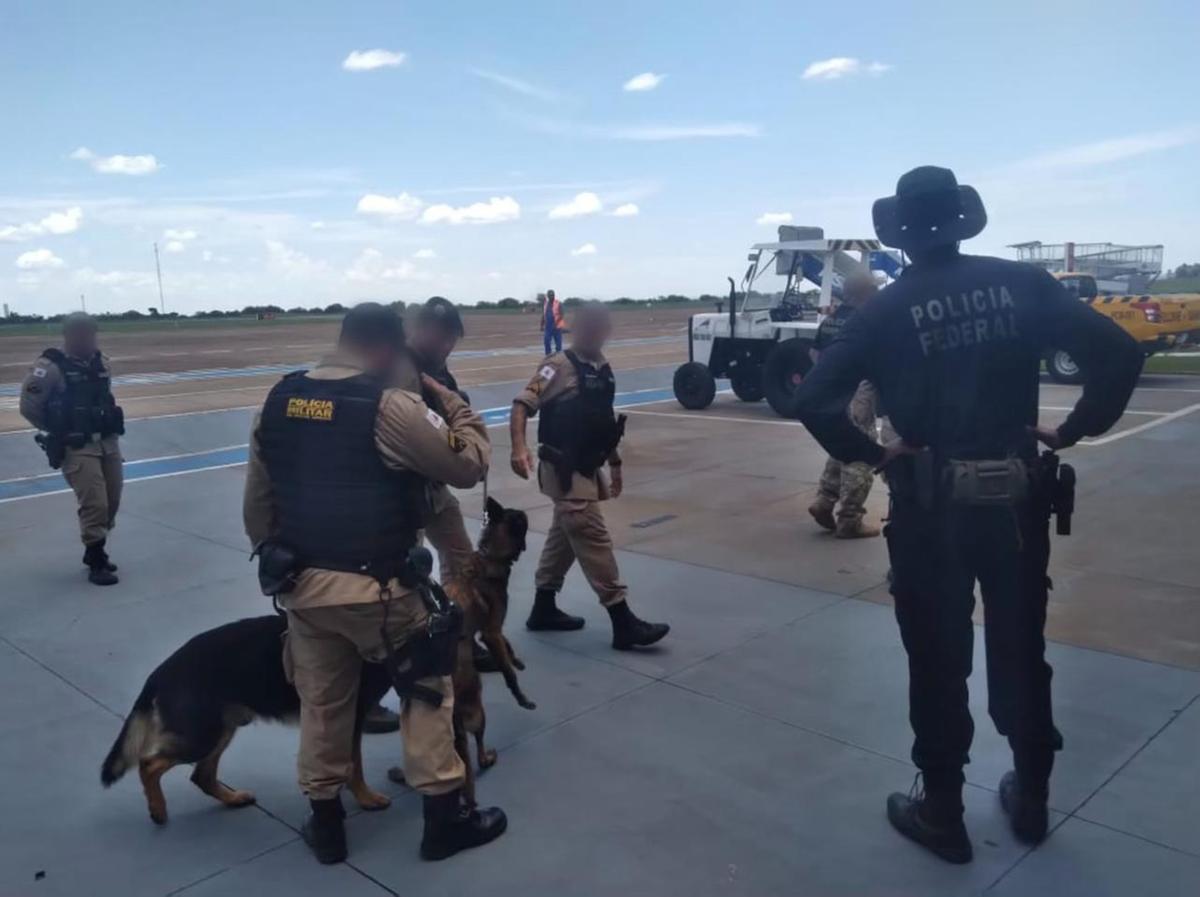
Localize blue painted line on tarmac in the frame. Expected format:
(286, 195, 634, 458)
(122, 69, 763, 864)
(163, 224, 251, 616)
(0, 386, 679, 502)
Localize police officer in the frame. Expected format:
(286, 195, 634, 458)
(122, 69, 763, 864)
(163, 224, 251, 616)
(510, 302, 669, 649)
(243, 303, 506, 864)
(19, 313, 125, 586)
(794, 167, 1142, 863)
(807, 272, 883, 539)
(408, 297, 476, 583)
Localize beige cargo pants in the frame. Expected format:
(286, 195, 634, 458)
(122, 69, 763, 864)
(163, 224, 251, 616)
(534, 499, 628, 607)
(61, 441, 123, 546)
(816, 381, 880, 524)
(285, 597, 465, 800)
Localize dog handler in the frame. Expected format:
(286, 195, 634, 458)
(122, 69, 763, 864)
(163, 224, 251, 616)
(243, 303, 507, 864)
(19, 312, 125, 586)
(794, 167, 1142, 863)
(510, 301, 670, 649)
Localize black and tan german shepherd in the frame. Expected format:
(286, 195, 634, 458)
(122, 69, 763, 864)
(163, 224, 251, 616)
(100, 497, 531, 824)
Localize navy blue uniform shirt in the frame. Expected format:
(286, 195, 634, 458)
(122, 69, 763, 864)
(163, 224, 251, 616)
(794, 251, 1143, 465)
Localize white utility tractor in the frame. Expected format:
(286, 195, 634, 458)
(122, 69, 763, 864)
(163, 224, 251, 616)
(672, 226, 902, 417)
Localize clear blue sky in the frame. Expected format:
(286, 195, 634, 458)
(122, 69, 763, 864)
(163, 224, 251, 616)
(2, 0, 1197, 315)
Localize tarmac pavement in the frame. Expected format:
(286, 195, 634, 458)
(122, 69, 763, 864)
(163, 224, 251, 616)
(1, 338, 1198, 896)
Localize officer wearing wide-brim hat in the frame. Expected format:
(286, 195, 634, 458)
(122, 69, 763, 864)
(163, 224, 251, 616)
(19, 312, 125, 585)
(794, 166, 1143, 863)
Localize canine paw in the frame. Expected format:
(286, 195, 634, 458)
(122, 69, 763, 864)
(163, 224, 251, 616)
(222, 789, 257, 808)
(518, 696, 537, 710)
(479, 748, 498, 770)
(386, 766, 407, 786)
(512, 657, 526, 671)
(149, 806, 168, 826)
(352, 788, 392, 811)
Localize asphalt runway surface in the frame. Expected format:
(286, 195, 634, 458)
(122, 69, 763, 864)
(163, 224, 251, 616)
(1, 315, 1198, 896)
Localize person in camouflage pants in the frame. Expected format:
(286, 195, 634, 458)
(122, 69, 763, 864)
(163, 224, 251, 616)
(808, 273, 883, 539)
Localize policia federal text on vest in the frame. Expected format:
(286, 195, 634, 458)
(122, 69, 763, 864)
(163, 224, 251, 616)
(35, 349, 124, 469)
(537, 350, 626, 493)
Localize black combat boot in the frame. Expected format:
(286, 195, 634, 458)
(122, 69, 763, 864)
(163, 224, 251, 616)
(607, 600, 670, 650)
(82, 543, 119, 586)
(886, 776, 972, 864)
(419, 789, 507, 861)
(999, 771, 1049, 845)
(472, 638, 499, 673)
(301, 795, 347, 864)
(525, 588, 585, 631)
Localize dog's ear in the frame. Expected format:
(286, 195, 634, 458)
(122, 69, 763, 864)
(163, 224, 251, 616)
(485, 496, 504, 521)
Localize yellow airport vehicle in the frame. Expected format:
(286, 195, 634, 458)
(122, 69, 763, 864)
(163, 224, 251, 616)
(1048, 273, 1199, 383)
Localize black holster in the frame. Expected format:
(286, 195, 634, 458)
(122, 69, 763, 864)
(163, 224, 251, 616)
(252, 541, 301, 596)
(538, 444, 576, 493)
(1036, 451, 1076, 536)
(34, 433, 66, 470)
(379, 547, 463, 708)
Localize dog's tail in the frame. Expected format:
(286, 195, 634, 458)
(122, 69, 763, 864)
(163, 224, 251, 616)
(101, 682, 156, 787)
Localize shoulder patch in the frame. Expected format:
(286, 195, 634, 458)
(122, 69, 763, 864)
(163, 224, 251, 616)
(32, 366, 47, 378)
(539, 364, 556, 382)
(425, 408, 446, 430)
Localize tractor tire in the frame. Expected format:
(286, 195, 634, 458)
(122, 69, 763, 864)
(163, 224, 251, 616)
(764, 340, 813, 417)
(1045, 349, 1083, 385)
(673, 362, 717, 410)
(730, 366, 765, 403)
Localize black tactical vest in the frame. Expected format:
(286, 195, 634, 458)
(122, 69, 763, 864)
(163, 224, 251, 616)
(258, 371, 425, 580)
(537, 351, 623, 475)
(41, 348, 124, 440)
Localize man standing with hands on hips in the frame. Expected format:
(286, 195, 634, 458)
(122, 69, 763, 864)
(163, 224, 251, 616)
(510, 302, 669, 650)
(794, 167, 1142, 864)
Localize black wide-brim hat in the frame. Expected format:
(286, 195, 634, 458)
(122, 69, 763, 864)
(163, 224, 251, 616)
(872, 166, 987, 252)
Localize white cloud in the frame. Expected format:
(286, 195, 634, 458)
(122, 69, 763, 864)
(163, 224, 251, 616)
(623, 72, 665, 92)
(0, 205, 83, 241)
(1009, 128, 1200, 173)
(413, 248, 437, 259)
(70, 146, 160, 175)
(15, 248, 65, 269)
(345, 247, 420, 282)
(611, 203, 639, 218)
(201, 250, 214, 262)
(548, 191, 603, 220)
(356, 192, 425, 219)
(469, 69, 557, 102)
(608, 123, 760, 141)
(801, 57, 891, 81)
(265, 240, 328, 278)
(570, 242, 597, 256)
(756, 212, 793, 226)
(342, 49, 406, 72)
(75, 267, 154, 289)
(420, 196, 520, 225)
(164, 240, 186, 253)
(163, 227, 197, 241)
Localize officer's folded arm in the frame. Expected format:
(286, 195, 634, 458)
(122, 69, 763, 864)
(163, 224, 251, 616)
(375, 388, 489, 490)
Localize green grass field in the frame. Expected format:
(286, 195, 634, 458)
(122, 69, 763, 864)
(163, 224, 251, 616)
(1142, 353, 1200, 375)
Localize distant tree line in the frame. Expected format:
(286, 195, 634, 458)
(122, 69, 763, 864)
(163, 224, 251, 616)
(0, 293, 728, 326)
